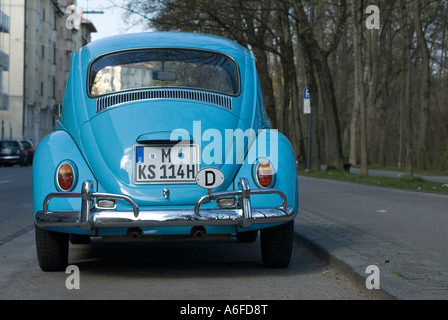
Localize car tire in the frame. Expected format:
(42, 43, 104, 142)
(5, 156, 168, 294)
(35, 225, 69, 271)
(260, 221, 293, 268)
(236, 230, 258, 243)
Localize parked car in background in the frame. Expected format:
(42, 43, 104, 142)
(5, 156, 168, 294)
(21, 140, 35, 165)
(33, 32, 298, 271)
(0, 140, 26, 166)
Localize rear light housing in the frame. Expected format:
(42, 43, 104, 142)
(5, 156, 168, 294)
(55, 161, 77, 192)
(254, 160, 275, 188)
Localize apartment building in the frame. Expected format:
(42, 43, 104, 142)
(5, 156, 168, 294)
(0, 0, 96, 144)
(0, 0, 10, 139)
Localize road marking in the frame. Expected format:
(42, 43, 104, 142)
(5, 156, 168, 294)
(0, 180, 11, 184)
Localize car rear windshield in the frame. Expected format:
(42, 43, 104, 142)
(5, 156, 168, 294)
(89, 49, 239, 97)
(0, 141, 18, 148)
(21, 141, 31, 148)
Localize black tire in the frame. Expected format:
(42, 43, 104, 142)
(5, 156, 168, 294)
(260, 221, 294, 268)
(35, 225, 69, 271)
(70, 234, 91, 244)
(236, 230, 258, 243)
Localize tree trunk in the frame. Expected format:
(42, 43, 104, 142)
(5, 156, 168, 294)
(377, 3, 394, 167)
(299, 40, 321, 171)
(413, 0, 430, 170)
(400, 0, 414, 177)
(242, 0, 278, 129)
(352, 0, 368, 174)
(349, 94, 359, 165)
(253, 47, 277, 128)
(314, 57, 344, 169)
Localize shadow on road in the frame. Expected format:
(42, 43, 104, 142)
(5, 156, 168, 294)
(68, 236, 316, 279)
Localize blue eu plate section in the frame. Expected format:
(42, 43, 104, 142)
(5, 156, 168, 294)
(136, 146, 144, 163)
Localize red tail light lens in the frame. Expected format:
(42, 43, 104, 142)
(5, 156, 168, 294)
(256, 161, 274, 188)
(57, 162, 75, 191)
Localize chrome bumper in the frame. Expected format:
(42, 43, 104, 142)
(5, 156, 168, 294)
(35, 179, 295, 231)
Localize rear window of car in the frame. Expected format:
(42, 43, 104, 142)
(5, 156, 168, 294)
(89, 49, 239, 97)
(0, 141, 18, 148)
(21, 141, 31, 148)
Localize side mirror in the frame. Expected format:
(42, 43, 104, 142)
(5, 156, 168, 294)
(52, 104, 62, 117)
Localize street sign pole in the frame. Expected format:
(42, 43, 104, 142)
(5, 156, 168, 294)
(305, 1, 315, 171)
(304, 88, 311, 170)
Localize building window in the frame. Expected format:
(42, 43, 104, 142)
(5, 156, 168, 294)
(52, 77, 56, 98)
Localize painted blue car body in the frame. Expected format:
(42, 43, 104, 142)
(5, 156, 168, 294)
(33, 32, 298, 270)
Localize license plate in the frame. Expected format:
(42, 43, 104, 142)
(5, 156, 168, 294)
(133, 144, 200, 184)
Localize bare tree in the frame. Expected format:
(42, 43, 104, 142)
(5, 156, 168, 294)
(113, 0, 448, 172)
(291, 0, 347, 169)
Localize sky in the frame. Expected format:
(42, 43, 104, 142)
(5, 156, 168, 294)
(76, 0, 146, 42)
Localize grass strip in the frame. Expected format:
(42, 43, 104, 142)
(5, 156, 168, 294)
(298, 167, 448, 194)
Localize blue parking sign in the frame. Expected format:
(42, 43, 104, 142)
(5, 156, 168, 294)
(304, 88, 310, 99)
(304, 88, 311, 114)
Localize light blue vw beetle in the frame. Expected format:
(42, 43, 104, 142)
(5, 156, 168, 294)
(33, 32, 298, 271)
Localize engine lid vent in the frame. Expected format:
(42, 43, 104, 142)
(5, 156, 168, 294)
(96, 88, 233, 113)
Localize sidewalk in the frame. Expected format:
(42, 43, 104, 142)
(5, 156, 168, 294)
(293, 209, 448, 300)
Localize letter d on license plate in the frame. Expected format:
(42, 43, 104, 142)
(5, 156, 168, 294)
(133, 144, 199, 184)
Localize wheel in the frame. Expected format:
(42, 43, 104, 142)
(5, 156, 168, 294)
(260, 221, 294, 268)
(236, 230, 258, 243)
(35, 225, 69, 271)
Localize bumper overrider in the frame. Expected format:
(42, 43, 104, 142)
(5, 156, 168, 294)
(35, 178, 295, 232)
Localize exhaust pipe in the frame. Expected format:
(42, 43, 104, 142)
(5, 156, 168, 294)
(191, 226, 206, 238)
(127, 227, 142, 239)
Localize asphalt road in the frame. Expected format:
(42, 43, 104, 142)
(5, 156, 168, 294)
(0, 166, 372, 300)
(298, 176, 448, 266)
(0, 166, 34, 245)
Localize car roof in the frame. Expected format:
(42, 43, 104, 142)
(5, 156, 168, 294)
(83, 32, 249, 62)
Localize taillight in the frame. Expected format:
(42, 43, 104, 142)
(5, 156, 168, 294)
(256, 161, 274, 188)
(56, 162, 76, 191)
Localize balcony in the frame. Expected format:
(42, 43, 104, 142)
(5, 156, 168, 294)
(0, 50, 9, 71)
(0, 11, 10, 33)
(0, 93, 9, 110)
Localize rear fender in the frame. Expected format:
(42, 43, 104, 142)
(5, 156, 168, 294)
(33, 130, 96, 230)
(233, 129, 298, 231)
